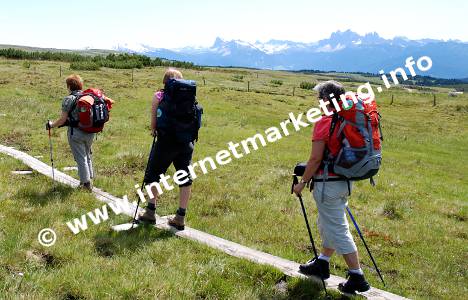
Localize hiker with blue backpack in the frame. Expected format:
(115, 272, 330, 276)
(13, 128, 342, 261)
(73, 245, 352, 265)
(46, 74, 114, 191)
(137, 68, 202, 230)
(293, 80, 382, 294)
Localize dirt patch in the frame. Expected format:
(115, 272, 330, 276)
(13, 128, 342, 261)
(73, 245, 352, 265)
(445, 211, 466, 222)
(273, 276, 288, 295)
(385, 269, 399, 278)
(62, 293, 86, 300)
(56, 287, 87, 300)
(94, 237, 115, 257)
(1, 130, 31, 151)
(98, 152, 146, 176)
(0, 263, 22, 274)
(26, 250, 59, 268)
(364, 229, 403, 247)
(454, 104, 468, 113)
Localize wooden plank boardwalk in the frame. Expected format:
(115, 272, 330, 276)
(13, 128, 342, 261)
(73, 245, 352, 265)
(0, 144, 409, 300)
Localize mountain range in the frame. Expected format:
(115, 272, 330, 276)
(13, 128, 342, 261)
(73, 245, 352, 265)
(115, 30, 468, 79)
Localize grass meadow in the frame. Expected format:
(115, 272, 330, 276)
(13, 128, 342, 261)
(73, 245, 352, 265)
(0, 58, 467, 299)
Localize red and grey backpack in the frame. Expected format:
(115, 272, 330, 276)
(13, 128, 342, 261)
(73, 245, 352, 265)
(69, 88, 112, 133)
(324, 95, 383, 185)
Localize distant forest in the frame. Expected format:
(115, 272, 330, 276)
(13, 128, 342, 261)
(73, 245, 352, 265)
(0, 48, 201, 70)
(297, 69, 468, 87)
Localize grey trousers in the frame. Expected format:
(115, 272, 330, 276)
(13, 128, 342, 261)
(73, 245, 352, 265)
(67, 128, 95, 183)
(312, 180, 357, 255)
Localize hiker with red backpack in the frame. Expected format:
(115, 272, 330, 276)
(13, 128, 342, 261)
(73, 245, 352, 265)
(293, 80, 382, 294)
(46, 74, 114, 191)
(137, 68, 203, 230)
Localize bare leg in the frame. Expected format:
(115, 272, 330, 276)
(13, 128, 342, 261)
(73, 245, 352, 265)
(321, 248, 360, 269)
(343, 251, 360, 269)
(138, 184, 159, 223)
(179, 186, 191, 209)
(322, 247, 335, 257)
(167, 185, 192, 230)
(148, 185, 159, 205)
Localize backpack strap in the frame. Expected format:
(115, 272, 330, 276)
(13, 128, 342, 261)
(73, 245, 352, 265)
(67, 90, 83, 135)
(319, 113, 340, 201)
(68, 90, 82, 121)
(377, 112, 384, 141)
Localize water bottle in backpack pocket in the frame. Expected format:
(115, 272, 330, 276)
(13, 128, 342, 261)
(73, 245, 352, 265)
(333, 146, 381, 180)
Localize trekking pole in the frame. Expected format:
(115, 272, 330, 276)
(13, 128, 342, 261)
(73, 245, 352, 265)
(131, 135, 157, 228)
(291, 175, 328, 296)
(47, 120, 56, 191)
(346, 206, 386, 286)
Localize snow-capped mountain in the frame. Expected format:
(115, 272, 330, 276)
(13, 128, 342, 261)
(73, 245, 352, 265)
(114, 30, 468, 78)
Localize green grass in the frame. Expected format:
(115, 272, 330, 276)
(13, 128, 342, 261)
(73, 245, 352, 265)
(0, 58, 467, 299)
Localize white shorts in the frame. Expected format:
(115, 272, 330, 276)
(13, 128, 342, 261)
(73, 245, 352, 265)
(312, 180, 357, 255)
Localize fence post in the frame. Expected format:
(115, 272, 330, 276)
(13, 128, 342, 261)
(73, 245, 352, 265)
(203, 77, 206, 86)
(390, 94, 394, 105)
(131, 68, 134, 82)
(247, 81, 250, 92)
(256, 73, 258, 78)
(59, 65, 62, 77)
(293, 86, 295, 96)
(432, 93, 436, 106)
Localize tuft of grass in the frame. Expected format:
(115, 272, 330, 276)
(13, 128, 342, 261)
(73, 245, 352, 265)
(69, 61, 100, 71)
(270, 79, 283, 86)
(299, 81, 315, 90)
(381, 200, 403, 219)
(231, 74, 244, 82)
(22, 61, 31, 69)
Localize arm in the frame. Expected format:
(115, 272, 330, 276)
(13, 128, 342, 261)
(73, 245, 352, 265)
(293, 140, 326, 195)
(150, 94, 159, 136)
(49, 111, 68, 128)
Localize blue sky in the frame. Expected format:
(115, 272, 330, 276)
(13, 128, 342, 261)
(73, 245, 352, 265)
(1, 0, 467, 49)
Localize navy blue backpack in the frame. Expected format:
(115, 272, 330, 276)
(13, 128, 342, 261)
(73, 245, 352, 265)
(156, 79, 203, 143)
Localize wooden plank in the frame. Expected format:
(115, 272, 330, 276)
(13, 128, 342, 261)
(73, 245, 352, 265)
(0, 145, 408, 300)
(11, 170, 33, 175)
(0, 144, 142, 217)
(63, 166, 78, 171)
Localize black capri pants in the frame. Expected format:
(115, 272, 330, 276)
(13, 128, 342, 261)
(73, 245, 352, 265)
(144, 137, 194, 187)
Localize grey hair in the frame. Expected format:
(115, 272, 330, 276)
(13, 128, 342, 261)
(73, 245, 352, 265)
(314, 80, 345, 100)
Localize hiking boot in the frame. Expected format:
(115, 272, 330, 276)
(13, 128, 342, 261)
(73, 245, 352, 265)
(137, 208, 156, 224)
(338, 272, 371, 294)
(299, 258, 330, 279)
(79, 182, 92, 192)
(168, 214, 185, 230)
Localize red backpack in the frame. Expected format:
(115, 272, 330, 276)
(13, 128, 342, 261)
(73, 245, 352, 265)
(325, 95, 383, 184)
(70, 88, 113, 133)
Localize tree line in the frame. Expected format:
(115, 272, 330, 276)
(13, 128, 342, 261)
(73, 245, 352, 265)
(0, 48, 201, 70)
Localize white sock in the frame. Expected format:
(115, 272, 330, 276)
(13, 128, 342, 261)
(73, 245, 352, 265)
(318, 254, 330, 262)
(349, 268, 364, 275)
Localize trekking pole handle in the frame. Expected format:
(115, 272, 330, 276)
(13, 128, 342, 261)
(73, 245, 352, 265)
(291, 175, 298, 194)
(47, 120, 51, 137)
